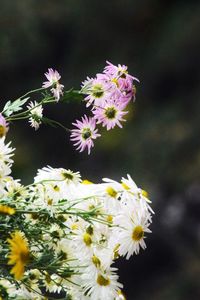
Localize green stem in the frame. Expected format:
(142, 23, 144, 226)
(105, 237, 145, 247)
(42, 117, 71, 132)
(18, 87, 46, 100)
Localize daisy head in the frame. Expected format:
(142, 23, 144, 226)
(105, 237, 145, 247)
(92, 99, 128, 130)
(104, 61, 139, 82)
(42, 68, 61, 88)
(81, 74, 111, 107)
(104, 61, 128, 78)
(70, 115, 101, 154)
(42, 68, 64, 101)
(27, 101, 43, 130)
(115, 212, 152, 259)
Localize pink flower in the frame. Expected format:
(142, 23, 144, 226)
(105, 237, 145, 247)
(81, 62, 139, 110)
(0, 113, 9, 138)
(92, 99, 128, 130)
(104, 61, 139, 83)
(81, 74, 111, 107)
(104, 61, 139, 103)
(42, 68, 64, 101)
(70, 115, 100, 154)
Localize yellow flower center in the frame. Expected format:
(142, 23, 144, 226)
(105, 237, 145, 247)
(71, 223, 79, 230)
(83, 233, 92, 246)
(111, 78, 119, 87)
(107, 215, 113, 223)
(53, 185, 60, 192)
(62, 172, 73, 180)
(141, 189, 149, 198)
(47, 198, 53, 206)
(97, 274, 110, 286)
(82, 128, 92, 140)
(92, 255, 101, 268)
(132, 226, 144, 241)
(105, 107, 117, 119)
(106, 186, 117, 198)
(0, 125, 7, 138)
(92, 84, 104, 98)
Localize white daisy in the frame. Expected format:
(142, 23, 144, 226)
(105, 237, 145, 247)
(27, 101, 43, 130)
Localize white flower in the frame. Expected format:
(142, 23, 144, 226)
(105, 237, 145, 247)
(43, 273, 63, 294)
(27, 101, 43, 130)
(0, 137, 14, 165)
(82, 267, 123, 300)
(34, 166, 81, 185)
(114, 209, 152, 259)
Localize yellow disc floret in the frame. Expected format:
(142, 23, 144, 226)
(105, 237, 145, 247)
(83, 233, 92, 246)
(97, 274, 110, 286)
(132, 226, 144, 241)
(92, 255, 101, 268)
(106, 186, 117, 198)
(141, 189, 149, 198)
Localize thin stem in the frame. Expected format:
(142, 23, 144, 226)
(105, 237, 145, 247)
(18, 87, 46, 100)
(42, 117, 71, 132)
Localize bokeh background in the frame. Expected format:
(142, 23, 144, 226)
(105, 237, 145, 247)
(1, 0, 200, 299)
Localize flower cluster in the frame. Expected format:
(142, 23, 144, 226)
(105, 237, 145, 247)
(0, 62, 153, 299)
(0, 61, 138, 155)
(0, 138, 153, 300)
(71, 62, 139, 154)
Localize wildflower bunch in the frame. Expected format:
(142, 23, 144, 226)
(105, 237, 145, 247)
(1, 61, 138, 154)
(0, 62, 154, 299)
(0, 138, 153, 299)
(71, 61, 139, 153)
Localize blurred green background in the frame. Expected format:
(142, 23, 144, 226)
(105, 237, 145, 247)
(1, 0, 200, 299)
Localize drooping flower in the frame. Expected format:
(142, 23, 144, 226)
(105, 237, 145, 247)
(42, 68, 64, 101)
(7, 231, 30, 280)
(92, 99, 128, 130)
(27, 101, 43, 130)
(42, 68, 61, 88)
(0, 113, 9, 138)
(104, 61, 139, 83)
(70, 115, 100, 154)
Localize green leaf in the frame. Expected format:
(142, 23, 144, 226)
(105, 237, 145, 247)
(2, 97, 30, 117)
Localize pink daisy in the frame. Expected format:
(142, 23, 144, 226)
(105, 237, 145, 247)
(42, 68, 64, 101)
(92, 99, 128, 130)
(104, 61, 139, 83)
(70, 115, 100, 154)
(81, 74, 111, 107)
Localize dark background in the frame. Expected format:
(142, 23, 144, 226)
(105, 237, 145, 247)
(1, 1, 200, 299)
